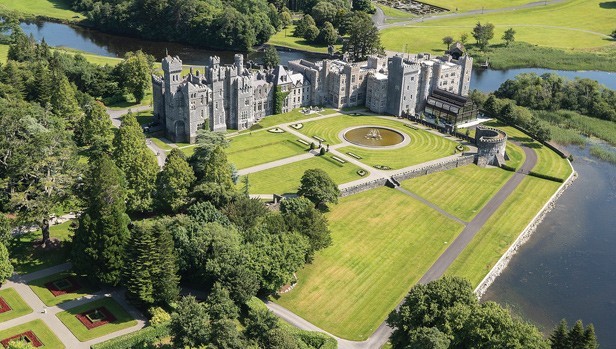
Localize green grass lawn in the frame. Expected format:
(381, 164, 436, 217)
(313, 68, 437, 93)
(376, 4, 415, 18)
(226, 131, 307, 169)
(9, 221, 72, 274)
(276, 187, 464, 340)
(0, 319, 65, 348)
(29, 272, 98, 306)
(505, 142, 526, 170)
(446, 176, 562, 286)
(56, 297, 137, 342)
(149, 138, 174, 151)
(245, 155, 365, 194)
(423, 0, 536, 11)
(401, 165, 513, 221)
(380, 0, 615, 55)
(252, 109, 322, 129)
(0, 0, 84, 21)
(267, 25, 338, 54)
(0, 288, 33, 323)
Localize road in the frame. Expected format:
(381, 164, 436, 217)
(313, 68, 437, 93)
(265, 143, 538, 349)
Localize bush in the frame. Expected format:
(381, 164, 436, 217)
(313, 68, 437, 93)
(149, 307, 171, 326)
(90, 324, 171, 349)
(500, 164, 517, 172)
(310, 142, 316, 150)
(319, 147, 326, 156)
(527, 171, 565, 183)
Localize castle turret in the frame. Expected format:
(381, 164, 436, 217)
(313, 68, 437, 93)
(162, 56, 183, 95)
(234, 54, 244, 75)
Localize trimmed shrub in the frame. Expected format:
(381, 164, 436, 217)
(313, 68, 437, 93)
(527, 171, 565, 183)
(319, 147, 326, 156)
(90, 324, 170, 349)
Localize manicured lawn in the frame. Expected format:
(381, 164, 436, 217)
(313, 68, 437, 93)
(29, 272, 98, 306)
(0, 288, 33, 323)
(0, 0, 84, 21)
(9, 221, 73, 274)
(267, 25, 337, 54)
(446, 176, 562, 286)
(245, 155, 365, 194)
(56, 298, 137, 342)
(226, 131, 307, 169)
(376, 4, 415, 18)
(276, 187, 464, 340)
(0, 319, 64, 348)
(254, 109, 322, 129)
(401, 165, 513, 221)
(505, 142, 526, 170)
(423, 0, 534, 11)
(150, 138, 173, 151)
(380, 0, 615, 54)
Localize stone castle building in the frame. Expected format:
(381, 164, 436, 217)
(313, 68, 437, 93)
(152, 52, 473, 143)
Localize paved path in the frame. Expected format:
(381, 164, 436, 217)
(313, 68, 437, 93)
(0, 264, 146, 349)
(396, 187, 468, 225)
(265, 144, 538, 349)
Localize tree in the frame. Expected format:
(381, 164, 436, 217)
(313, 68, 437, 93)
(245, 306, 279, 347)
(304, 25, 320, 42)
(280, 8, 292, 28)
(442, 36, 454, 50)
(71, 154, 129, 286)
(79, 101, 114, 150)
(343, 12, 383, 61)
(113, 112, 158, 212)
(207, 283, 239, 321)
(170, 296, 210, 348)
(568, 320, 586, 348)
(353, 0, 374, 13)
(113, 50, 153, 102)
(263, 45, 280, 69)
(241, 175, 250, 197)
(280, 197, 331, 260)
(294, 14, 316, 38)
(6, 341, 35, 349)
(472, 22, 495, 50)
(191, 145, 234, 188)
(408, 327, 450, 349)
(297, 169, 340, 207)
(502, 27, 516, 46)
(319, 22, 338, 46)
(123, 223, 155, 305)
(550, 319, 569, 349)
(151, 222, 180, 306)
(460, 32, 469, 45)
(0, 243, 13, 284)
(155, 148, 195, 213)
(583, 324, 598, 349)
(51, 73, 82, 128)
(311, 1, 337, 25)
(223, 196, 269, 232)
(0, 215, 11, 246)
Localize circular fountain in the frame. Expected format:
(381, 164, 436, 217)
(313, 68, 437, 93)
(343, 126, 407, 148)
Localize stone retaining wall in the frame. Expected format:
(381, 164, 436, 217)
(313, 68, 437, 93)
(474, 160, 577, 298)
(340, 178, 389, 197)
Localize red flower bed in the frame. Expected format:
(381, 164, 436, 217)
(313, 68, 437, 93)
(76, 307, 116, 330)
(1, 331, 43, 348)
(0, 297, 11, 314)
(44, 277, 82, 297)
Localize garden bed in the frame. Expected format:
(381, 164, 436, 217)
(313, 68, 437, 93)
(76, 307, 117, 330)
(1, 331, 42, 348)
(0, 298, 11, 314)
(45, 277, 82, 297)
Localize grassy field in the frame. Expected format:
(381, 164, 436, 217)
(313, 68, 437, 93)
(401, 165, 513, 221)
(0, 319, 65, 348)
(446, 176, 562, 285)
(267, 25, 334, 54)
(380, 0, 616, 54)
(245, 155, 365, 194)
(0, 0, 84, 21)
(29, 272, 98, 306)
(9, 221, 72, 274)
(505, 142, 526, 170)
(251, 109, 324, 129)
(56, 298, 137, 342)
(423, 0, 543, 12)
(0, 288, 32, 323)
(276, 187, 464, 340)
(376, 4, 415, 18)
(226, 131, 307, 169)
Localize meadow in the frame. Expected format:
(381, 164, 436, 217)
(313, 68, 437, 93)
(276, 187, 464, 340)
(401, 165, 513, 221)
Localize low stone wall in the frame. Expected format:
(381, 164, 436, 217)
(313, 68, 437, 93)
(474, 160, 577, 298)
(392, 155, 475, 182)
(340, 178, 388, 197)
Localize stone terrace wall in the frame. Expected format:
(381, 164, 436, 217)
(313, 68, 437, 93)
(340, 178, 388, 197)
(392, 155, 475, 182)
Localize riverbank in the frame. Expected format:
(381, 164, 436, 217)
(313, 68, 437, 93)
(475, 160, 576, 297)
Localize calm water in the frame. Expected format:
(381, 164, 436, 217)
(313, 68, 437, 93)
(18, 21, 326, 66)
(483, 145, 616, 346)
(18, 19, 616, 347)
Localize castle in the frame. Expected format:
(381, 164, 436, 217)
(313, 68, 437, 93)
(152, 51, 473, 143)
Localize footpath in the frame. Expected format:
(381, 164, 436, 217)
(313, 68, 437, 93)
(0, 264, 145, 349)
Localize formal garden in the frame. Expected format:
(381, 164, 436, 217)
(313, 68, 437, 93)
(0, 320, 64, 349)
(0, 289, 31, 323)
(28, 272, 98, 307)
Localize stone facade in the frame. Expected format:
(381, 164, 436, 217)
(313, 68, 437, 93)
(152, 51, 473, 143)
(475, 125, 508, 167)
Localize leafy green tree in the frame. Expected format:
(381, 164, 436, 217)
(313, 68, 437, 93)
(583, 324, 598, 349)
(155, 148, 195, 213)
(223, 197, 269, 232)
(210, 319, 246, 349)
(191, 145, 234, 188)
(280, 197, 331, 260)
(51, 73, 83, 128)
(0, 243, 13, 283)
(442, 36, 454, 50)
(79, 101, 114, 149)
(312, 1, 337, 25)
(304, 25, 320, 42)
(113, 50, 153, 102)
(188, 201, 232, 227)
(0, 215, 11, 246)
(568, 320, 586, 348)
(170, 296, 210, 348)
(241, 175, 250, 197)
(502, 27, 516, 46)
(294, 14, 316, 37)
(472, 22, 495, 50)
(353, 0, 374, 13)
(343, 12, 383, 61)
(28, 62, 53, 107)
(281, 8, 292, 28)
(71, 154, 129, 286)
(319, 21, 338, 45)
(408, 327, 450, 349)
(6, 341, 35, 349)
(263, 45, 281, 69)
(297, 168, 340, 207)
(113, 112, 158, 212)
(550, 319, 569, 349)
(245, 306, 280, 347)
(207, 282, 239, 321)
(268, 327, 301, 349)
(460, 32, 469, 45)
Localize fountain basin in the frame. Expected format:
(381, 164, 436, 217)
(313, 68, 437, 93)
(343, 126, 407, 148)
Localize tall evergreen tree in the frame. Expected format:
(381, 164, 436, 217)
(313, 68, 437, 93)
(199, 145, 234, 188)
(71, 154, 129, 286)
(0, 243, 13, 283)
(151, 221, 180, 306)
(583, 324, 598, 349)
(155, 148, 195, 213)
(123, 222, 155, 305)
(79, 101, 114, 150)
(550, 319, 569, 349)
(113, 112, 158, 212)
(50, 73, 83, 128)
(568, 320, 586, 348)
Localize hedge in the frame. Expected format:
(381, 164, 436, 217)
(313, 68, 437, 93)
(500, 164, 517, 172)
(90, 324, 170, 349)
(527, 171, 565, 183)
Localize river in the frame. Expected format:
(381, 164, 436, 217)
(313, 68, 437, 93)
(18, 19, 616, 347)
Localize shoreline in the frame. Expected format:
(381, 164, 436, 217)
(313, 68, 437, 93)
(474, 159, 577, 298)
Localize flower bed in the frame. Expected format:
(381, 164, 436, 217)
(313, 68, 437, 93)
(268, 127, 285, 133)
(373, 165, 392, 170)
(290, 123, 303, 130)
(0, 298, 11, 314)
(44, 277, 82, 297)
(1, 331, 43, 348)
(357, 169, 367, 176)
(76, 307, 116, 330)
(456, 144, 464, 151)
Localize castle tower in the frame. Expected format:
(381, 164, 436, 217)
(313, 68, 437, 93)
(162, 56, 183, 95)
(458, 55, 473, 96)
(234, 54, 244, 75)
